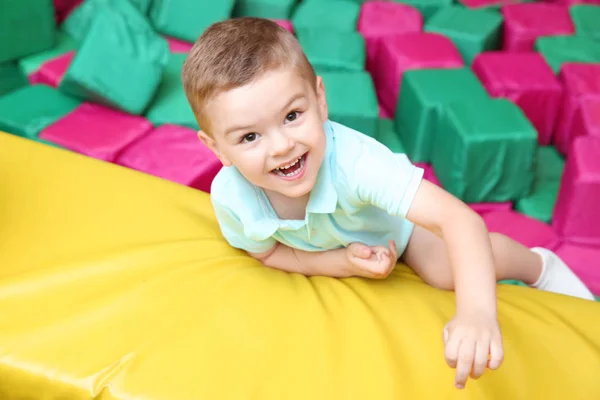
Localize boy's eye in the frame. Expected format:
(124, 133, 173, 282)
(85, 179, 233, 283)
(241, 132, 257, 143)
(285, 111, 299, 123)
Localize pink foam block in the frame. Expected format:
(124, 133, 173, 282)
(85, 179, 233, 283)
(554, 242, 600, 295)
(555, 63, 600, 155)
(28, 51, 74, 88)
(414, 163, 441, 186)
(460, 0, 530, 8)
(472, 52, 562, 144)
(115, 124, 223, 193)
(545, 0, 600, 5)
(483, 210, 559, 248)
(552, 136, 600, 245)
(39, 103, 152, 162)
(368, 33, 463, 117)
(165, 36, 193, 53)
(274, 20, 294, 33)
(358, 1, 422, 68)
(572, 98, 600, 140)
(469, 202, 514, 215)
(501, 4, 574, 52)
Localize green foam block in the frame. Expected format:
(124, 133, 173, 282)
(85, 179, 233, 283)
(292, 0, 360, 33)
(320, 70, 379, 137)
(395, 0, 453, 21)
(129, 0, 153, 14)
(297, 29, 365, 72)
(145, 54, 199, 130)
(233, 0, 298, 19)
(396, 68, 489, 163)
(0, 85, 81, 139)
(515, 146, 565, 223)
(535, 35, 600, 74)
(425, 6, 503, 64)
(59, 7, 170, 115)
(0, 62, 29, 96)
(0, 0, 56, 63)
(570, 5, 600, 41)
(376, 118, 406, 154)
(62, 0, 150, 44)
(150, 0, 235, 42)
(432, 98, 537, 202)
(18, 31, 77, 76)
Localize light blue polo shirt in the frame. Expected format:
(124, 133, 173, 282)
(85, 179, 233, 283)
(210, 120, 424, 256)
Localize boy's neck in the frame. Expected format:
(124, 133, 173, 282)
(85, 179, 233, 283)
(263, 189, 310, 221)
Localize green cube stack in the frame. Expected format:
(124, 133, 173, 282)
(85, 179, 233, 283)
(150, 0, 235, 42)
(145, 54, 199, 130)
(425, 6, 503, 64)
(432, 98, 537, 202)
(59, 7, 170, 115)
(570, 5, 600, 41)
(0, 62, 29, 96)
(515, 146, 565, 223)
(0, 85, 81, 139)
(376, 118, 406, 154)
(395, 68, 489, 163)
(0, 0, 56, 63)
(234, 0, 298, 19)
(297, 30, 365, 72)
(395, 0, 453, 21)
(320, 71, 379, 138)
(535, 36, 600, 74)
(292, 0, 361, 33)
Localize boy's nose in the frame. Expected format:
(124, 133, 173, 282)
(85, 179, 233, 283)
(269, 130, 295, 157)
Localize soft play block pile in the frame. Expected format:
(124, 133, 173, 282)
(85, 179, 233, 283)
(2, 132, 600, 399)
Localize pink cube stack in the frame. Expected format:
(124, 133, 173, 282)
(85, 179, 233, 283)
(116, 124, 223, 193)
(501, 3, 574, 52)
(368, 32, 463, 116)
(483, 210, 560, 249)
(472, 52, 562, 144)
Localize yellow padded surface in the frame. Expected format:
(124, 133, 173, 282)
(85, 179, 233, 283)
(0, 131, 600, 399)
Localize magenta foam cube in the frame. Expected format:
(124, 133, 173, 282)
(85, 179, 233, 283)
(554, 242, 600, 295)
(39, 103, 152, 162)
(501, 4, 574, 52)
(274, 20, 294, 33)
(483, 210, 559, 249)
(469, 202, 513, 215)
(555, 63, 600, 154)
(165, 36, 193, 53)
(358, 1, 422, 68)
(28, 51, 74, 88)
(553, 136, 600, 245)
(116, 124, 222, 193)
(546, 0, 600, 5)
(368, 32, 463, 116)
(572, 98, 600, 140)
(472, 52, 562, 144)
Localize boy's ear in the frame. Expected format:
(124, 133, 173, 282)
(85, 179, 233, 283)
(197, 130, 232, 166)
(315, 76, 328, 123)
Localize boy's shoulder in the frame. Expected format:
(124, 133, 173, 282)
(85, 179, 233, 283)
(210, 165, 259, 214)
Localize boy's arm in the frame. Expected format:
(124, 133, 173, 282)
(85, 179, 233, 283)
(249, 243, 354, 278)
(405, 180, 497, 315)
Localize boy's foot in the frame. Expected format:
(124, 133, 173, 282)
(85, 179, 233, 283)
(530, 247, 595, 301)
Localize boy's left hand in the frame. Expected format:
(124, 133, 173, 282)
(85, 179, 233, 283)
(443, 311, 504, 389)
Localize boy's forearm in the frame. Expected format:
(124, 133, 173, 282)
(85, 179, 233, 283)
(440, 211, 498, 316)
(260, 242, 352, 277)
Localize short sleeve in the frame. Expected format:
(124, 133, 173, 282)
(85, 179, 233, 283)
(211, 198, 277, 254)
(344, 138, 424, 218)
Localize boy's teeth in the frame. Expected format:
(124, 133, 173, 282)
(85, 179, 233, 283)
(276, 156, 301, 171)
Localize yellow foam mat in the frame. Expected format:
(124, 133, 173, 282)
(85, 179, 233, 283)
(1, 131, 599, 399)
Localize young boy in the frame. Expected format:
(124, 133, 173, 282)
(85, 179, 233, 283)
(181, 18, 595, 390)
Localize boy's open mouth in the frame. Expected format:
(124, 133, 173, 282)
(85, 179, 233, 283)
(271, 153, 307, 180)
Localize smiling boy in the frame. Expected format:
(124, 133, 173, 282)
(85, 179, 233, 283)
(181, 18, 594, 389)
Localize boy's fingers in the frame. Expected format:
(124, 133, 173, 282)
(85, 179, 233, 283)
(351, 243, 372, 259)
(488, 336, 504, 370)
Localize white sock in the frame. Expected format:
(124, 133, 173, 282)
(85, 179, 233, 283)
(530, 247, 595, 301)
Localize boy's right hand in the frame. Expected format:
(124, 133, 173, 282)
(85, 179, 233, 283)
(346, 240, 398, 279)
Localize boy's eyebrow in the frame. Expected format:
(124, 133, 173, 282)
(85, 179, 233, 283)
(225, 93, 306, 136)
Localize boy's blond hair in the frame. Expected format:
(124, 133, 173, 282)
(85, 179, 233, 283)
(182, 17, 317, 134)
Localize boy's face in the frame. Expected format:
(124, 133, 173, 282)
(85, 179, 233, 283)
(199, 67, 328, 200)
